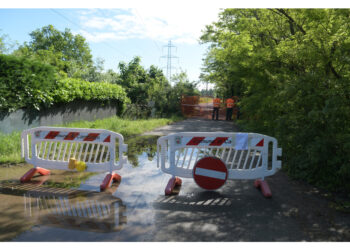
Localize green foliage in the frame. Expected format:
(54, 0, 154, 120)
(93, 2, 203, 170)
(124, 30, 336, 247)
(6, 23, 199, 117)
(172, 71, 200, 96)
(200, 88, 214, 97)
(52, 78, 130, 106)
(163, 71, 200, 115)
(0, 53, 129, 112)
(0, 33, 6, 54)
(201, 9, 350, 193)
(13, 25, 93, 75)
(116, 59, 201, 117)
(125, 135, 159, 167)
(0, 131, 22, 163)
(111, 58, 201, 117)
(0, 54, 56, 111)
(4, 24, 196, 118)
(146, 65, 172, 115)
(121, 103, 151, 119)
(0, 31, 17, 54)
(28, 25, 93, 68)
(118, 56, 152, 104)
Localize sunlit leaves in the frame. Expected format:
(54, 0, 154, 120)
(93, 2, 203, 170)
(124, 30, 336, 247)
(200, 8, 350, 192)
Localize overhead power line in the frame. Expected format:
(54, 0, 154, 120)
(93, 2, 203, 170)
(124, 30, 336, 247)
(50, 9, 127, 59)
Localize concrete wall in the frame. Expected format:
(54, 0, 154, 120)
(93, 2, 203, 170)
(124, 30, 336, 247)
(0, 100, 120, 134)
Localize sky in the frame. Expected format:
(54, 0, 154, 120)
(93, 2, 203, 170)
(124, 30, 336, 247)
(0, 0, 346, 90)
(0, 1, 226, 89)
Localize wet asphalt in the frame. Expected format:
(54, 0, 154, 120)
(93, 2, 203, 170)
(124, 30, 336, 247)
(0, 118, 349, 241)
(143, 118, 240, 136)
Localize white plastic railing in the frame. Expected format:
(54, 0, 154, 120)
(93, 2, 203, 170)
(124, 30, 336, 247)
(24, 190, 126, 232)
(21, 126, 127, 173)
(157, 132, 282, 180)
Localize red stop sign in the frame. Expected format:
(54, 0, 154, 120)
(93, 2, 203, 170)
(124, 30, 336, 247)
(193, 156, 228, 190)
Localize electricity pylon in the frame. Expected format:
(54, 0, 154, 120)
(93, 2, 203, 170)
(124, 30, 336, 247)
(160, 40, 178, 84)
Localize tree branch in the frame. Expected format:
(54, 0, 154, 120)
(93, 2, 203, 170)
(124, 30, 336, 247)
(275, 8, 306, 35)
(328, 42, 341, 79)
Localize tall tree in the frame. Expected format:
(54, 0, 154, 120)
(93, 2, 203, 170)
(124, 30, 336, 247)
(14, 25, 93, 75)
(0, 31, 16, 54)
(0, 34, 6, 54)
(118, 56, 148, 104)
(200, 9, 350, 192)
(171, 71, 199, 96)
(146, 65, 171, 115)
(28, 25, 92, 67)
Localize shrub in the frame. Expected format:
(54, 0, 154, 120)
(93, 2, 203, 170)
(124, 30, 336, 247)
(51, 78, 130, 106)
(0, 54, 130, 113)
(0, 54, 56, 111)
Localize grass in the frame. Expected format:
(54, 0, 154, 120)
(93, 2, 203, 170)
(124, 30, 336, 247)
(63, 115, 182, 138)
(0, 131, 22, 164)
(0, 115, 183, 164)
(199, 96, 213, 104)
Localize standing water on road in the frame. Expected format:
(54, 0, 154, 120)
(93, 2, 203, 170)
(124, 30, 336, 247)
(0, 135, 168, 241)
(0, 134, 349, 241)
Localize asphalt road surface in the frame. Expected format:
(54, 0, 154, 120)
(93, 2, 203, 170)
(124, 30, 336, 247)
(1, 118, 349, 241)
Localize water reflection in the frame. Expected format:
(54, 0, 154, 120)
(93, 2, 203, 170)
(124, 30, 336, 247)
(0, 135, 166, 241)
(1, 135, 237, 241)
(1, 135, 347, 241)
(24, 188, 126, 233)
(1, 183, 126, 234)
(125, 135, 158, 167)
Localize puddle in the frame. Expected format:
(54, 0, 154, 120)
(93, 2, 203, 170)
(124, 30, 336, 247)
(0, 135, 243, 242)
(0, 135, 169, 241)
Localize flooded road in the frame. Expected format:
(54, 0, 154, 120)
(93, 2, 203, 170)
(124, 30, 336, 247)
(0, 134, 349, 241)
(0, 135, 166, 241)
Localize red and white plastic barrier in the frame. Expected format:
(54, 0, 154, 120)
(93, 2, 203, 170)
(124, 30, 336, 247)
(157, 132, 282, 197)
(24, 188, 127, 232)
(21, 126, 128, 191)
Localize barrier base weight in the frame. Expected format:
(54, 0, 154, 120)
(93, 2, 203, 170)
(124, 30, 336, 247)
(254, 179, 272, 198)
(20, 167, 51, 183)
(100, 173, 121, 191)
(165, 177, 182, 195)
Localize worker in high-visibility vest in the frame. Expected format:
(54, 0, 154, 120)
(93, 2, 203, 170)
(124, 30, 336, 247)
(225, 97, 235, 121)
(212, 97, 221, 120)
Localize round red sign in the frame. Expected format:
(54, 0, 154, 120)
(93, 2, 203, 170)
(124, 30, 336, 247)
(192, 156, 228, 190)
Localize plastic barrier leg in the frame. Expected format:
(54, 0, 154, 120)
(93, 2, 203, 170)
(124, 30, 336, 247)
(100, 173, 121, 191)
(34, 175, 50, 186)
(165, 176, 182, 195)
(254, 179, 272, 198)
(20, 167, 51, 183)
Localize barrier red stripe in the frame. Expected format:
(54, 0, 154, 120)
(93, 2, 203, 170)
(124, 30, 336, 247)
(83, 133, 100, 141)
(64, 132, 80, 140)
(103, 135, 111, 142)
(209, 137, 229, 146)
(256, 139, 264, 147)
(44, 131, 60, 139)
(186, 137, 205, 146)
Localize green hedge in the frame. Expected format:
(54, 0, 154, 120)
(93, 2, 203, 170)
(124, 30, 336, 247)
(52, 78, 130, 105)
(0, 54, 56, 111)
(0, 54, 130, 112)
